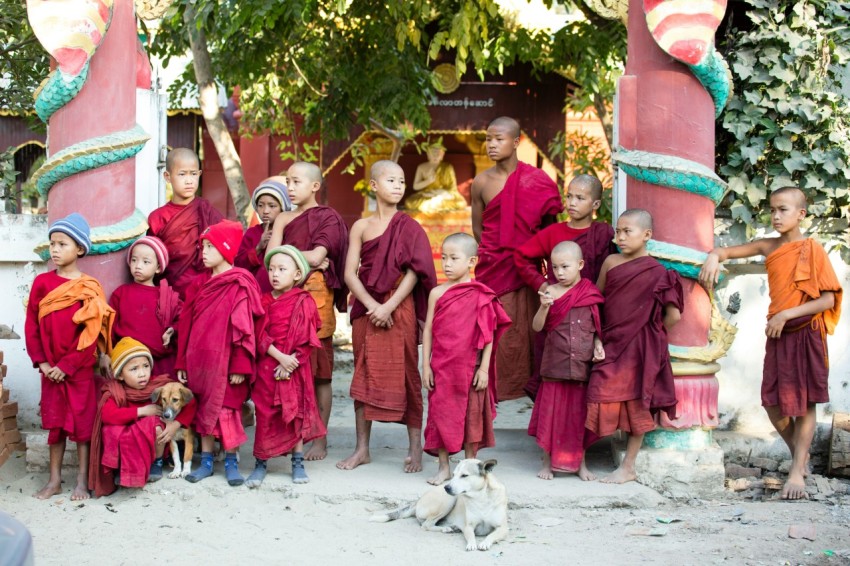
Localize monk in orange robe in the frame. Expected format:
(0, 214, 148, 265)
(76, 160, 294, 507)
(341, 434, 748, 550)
(472, 117, 563, 401)
(700, 187, 842, 500)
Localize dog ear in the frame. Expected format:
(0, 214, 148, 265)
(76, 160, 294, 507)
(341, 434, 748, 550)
(180, 386, 194, 403)
(151, 387, 163, 403)
(480, 459, 498, 474)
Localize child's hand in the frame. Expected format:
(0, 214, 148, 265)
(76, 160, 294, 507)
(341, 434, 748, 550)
(317, 258, 330, 271)
(274, 364, 291, 380)
(473, 368, 489, 391)
(157, 421, 181, 445)
(592, 336, 605, 362)
(257, 224, 272, 251)
(422, 367, 434, 391)
(138, 404, 162, 418)
(98, 353, 115, 379)
(176, 370, 188, 384)
(698, 252, 721, 291)
(38, 362, 52, 376)
(278, 353, 299, 374)
(538, 290, 554, 308)
(46, 366, 66, 382)
(162, 327, 174, 347)
(369, 303, 394, 328)
(229, 373, 246, 385)
(766, 312, 788, 339)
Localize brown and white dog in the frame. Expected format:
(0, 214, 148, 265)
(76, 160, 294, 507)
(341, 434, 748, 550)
(370, 459, 509, 551)
(151, 382, 194, 479)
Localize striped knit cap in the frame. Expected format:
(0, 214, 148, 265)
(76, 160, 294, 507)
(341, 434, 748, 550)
(264, 245, 310, 286)
(252, 177, 293, 212)
(48, 213, 91, 256)
(111, 337, 153, 377)
(127, 236, 169, 270)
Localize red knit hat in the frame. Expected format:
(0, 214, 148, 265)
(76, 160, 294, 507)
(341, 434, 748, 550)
(127, 236, 169, 271)
(201, 220, 243, 265)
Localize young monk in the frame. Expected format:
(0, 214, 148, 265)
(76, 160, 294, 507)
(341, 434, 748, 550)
(514, 174, 616, 399)
(585, 209, 683, 484)
(471, 116, 563, 401)
(148, 147, 224, 298)
(267, 162, 348, 461)
(89, 338, 196, 497)
(528, 241, 604, 481)
(247, 245, 326, 488)
(337, 160, 437, 472)
(175, 220, 264, 486)
(699, 187, 842, 500)
(234, 177, 293, 293)
(109, 236, 181, 378)
(422, 233, 511, 485)
(25, 213, 115, 501)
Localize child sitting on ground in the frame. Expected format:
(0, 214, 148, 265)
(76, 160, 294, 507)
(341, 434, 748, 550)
(246, 245, 326, 488)
(89, 338, 196, 497)
(422, 233, 510, 485)
(699, 187, 842, 500)
(528, 241, 604, 481)
(109, 236, 181, 377)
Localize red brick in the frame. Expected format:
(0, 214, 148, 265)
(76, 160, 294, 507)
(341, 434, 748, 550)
(0, 402, 17, 419)
(9, 441, 26, 452)
(2, 416, 16, 431)
(3, 429, 21, 445)
(0, 388, 8, 403)
(0, 446, 10, 469)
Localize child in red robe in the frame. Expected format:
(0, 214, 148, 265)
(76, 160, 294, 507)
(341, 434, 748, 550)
(514, 175, 616, 399)
(25, 213, 114, 501)
(471, 117, 563, 402)
(89, 338, 196, 497)
(148, 148, 223, 298)
(246, 245, 326, 488)
(528, 241, 604, 481)
(176, 220, 264, 486)
(422, 233, 510, 485)
(700, 187, 842, 499)
(586, 209, 683, 484)
(337, 160, 437, 473)
(267, 162, 349, 461)
(234, 177, 293, 293)
(109, 236, 181, 378)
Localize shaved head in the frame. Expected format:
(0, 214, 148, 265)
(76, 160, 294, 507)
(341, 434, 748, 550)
(771, 186, 807, 210)
(487, 116, 521, 138)
(166, 147, 200, 172)
(371, 159, 403, 181)
(569, 174, 603, 201)
(551, 240, 583, 261)
(443, 232, 478, 257)
(619, 208, 653, 231)
(290, 161, 323, 184)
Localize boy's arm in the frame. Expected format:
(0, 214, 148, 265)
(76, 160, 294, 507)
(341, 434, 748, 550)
(370, 269, 417, 327)
(471, 177, 484, 243)
(267, 211, 296, 250)
(101, 398, 147, 425)
(663, 305, 682, 330)
(234, 226, 262, 269)
(344, 220, 381, 312)
(421, 289, 438, 390)
(24, 280, 48, 367)
(514, 230, 550, 292)
(699, 239, 772, 291)
(303, 246, 329, 268)
(595, 255, 617, 292)
(473, 341, 494, 391)
(532, 301, 550, 333)
(766, 291, 835, 338)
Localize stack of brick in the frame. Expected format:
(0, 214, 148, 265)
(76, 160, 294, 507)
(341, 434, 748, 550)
(0, 350, 25, 468)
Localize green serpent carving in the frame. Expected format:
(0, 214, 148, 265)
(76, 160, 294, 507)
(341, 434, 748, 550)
(34, 64, 90, 123)
(614, 148, 728, 206)
(690, 47, 733, 119)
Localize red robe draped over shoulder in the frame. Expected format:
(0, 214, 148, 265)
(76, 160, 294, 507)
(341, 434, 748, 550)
(476, 161, 563, 296)
(234, 224, 271, 294)
(176, 268, 263, 436)
(253, 288, 326, 459)
(586, 256, 683, 419)
(148, 198, 223, 297)
(424, 281, 511, 456)
(110, 282, 182, 377)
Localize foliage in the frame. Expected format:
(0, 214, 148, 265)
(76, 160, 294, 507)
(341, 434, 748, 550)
(717, 0, 850, 256)
(0, 0, 50, 113)
(549, 128, 613, 223)
(0, 146, 19, 213)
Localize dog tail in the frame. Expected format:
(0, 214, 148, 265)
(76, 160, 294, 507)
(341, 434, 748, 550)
(369, 502, 416, 523)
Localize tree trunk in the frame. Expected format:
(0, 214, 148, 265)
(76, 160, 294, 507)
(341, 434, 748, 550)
(593, 91, 614, 151)
(183, 4, 250, 225)
(369, 118, 405, 162)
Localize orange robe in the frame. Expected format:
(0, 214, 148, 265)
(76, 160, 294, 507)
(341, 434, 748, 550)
(762, 239, 842, 416)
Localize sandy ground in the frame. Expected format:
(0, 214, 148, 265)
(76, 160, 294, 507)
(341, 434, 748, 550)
(2, 349, 850, 565)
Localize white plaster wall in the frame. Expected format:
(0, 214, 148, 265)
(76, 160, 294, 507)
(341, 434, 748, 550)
(135, 81, 167, 215)
(714, 252, 850, 433)
(0, 214, 48, 428)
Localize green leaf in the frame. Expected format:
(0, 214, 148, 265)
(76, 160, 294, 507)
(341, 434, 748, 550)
(774, 136, 793, 151)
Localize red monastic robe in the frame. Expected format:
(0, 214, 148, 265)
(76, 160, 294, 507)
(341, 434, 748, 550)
(586, 256, 683, 436)
(176, 268, 263, 441)
(148, 198, 223, 298)
(25, 271, 113, 444)
(349, 213, 437, 426)
(253, 288, 326, 459)
(234, 224, 272, 294)
(423, 281, 511, 456)
(110, 281, 182, 377)
(89, 374, 196, 497)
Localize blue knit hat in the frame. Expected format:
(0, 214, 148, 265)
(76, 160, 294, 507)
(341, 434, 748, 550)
(252, 177, 293, 212)
(48, 213, 91, 256)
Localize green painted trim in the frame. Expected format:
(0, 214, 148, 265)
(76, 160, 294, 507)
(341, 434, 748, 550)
(690, 47, 732, 119)
(614, 148, 728, 205)
(35, 208, 149, 260)
(646, 239, 727, 282)
(643, 428, 713, 450)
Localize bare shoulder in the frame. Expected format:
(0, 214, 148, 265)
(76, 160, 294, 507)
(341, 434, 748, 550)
(602, 253, 628, 269)
(430, 283, 450, 302)
(349, 218, 368, 240)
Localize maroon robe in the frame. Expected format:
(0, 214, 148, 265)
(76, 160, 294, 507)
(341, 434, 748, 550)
(586, 256, 683, 421)
(234, 224, 271, 294)
(176, 268, 263, 437)
(424, 281, 511, 456)
(253, 288, 326, 459)
(110, 281, 182, 377)
(148, 198, 223, 298)
(25, 271, 99, 444)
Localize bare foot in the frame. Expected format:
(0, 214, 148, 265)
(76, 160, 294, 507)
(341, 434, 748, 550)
(427, 465, 451, 485)
(71, 481, 90, 501)
(578, 460, 597, 482)
(781, 470, 808, 500)
(336, 449, 370, 470)
(537, 464, 554, 480)
(600, 466, 636, 484)
(33, 480, 62, 500)
(404, 451, 422, 473)
(304, 439, 328, 461)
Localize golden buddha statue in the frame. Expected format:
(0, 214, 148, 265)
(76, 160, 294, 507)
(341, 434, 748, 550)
(405, 145, 468, 213)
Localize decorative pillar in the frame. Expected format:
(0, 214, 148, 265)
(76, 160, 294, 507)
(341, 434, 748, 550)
(27, 0, 150, 296)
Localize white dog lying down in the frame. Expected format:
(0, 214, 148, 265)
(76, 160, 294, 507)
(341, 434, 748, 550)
(370, 459, 508, 551)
